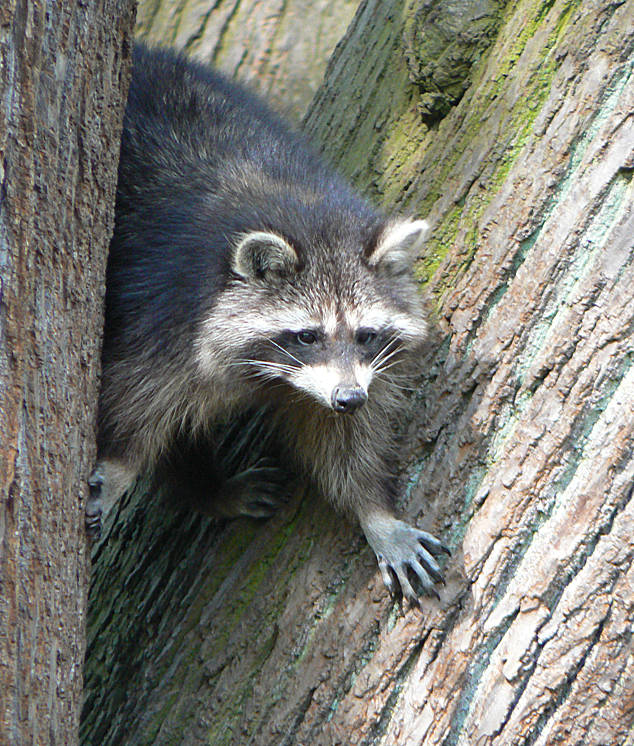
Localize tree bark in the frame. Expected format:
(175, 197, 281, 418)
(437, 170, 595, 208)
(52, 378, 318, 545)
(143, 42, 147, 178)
(134, 0, 363, 120)
(0, 2, 135, 744)
(82, 0, 634, 744)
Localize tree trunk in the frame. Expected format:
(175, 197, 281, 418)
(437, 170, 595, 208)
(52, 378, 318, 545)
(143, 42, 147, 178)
(134, 0, 363, 120)
(82, 0, 634, 744)
(0, 2, 135, 744)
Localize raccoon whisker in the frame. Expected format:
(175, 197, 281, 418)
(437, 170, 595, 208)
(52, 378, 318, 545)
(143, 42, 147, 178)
(373, 378, 415, 393)
(371, 346, 404, 373)
(254, 361, 298, 375)
(371, 338, 402, 367)
(372, 358, 405, 375)
(246, 362, 298, 381)
(230, 360, 298, 376)
(265, 338, 304, 366)
(248, 368, 286, 382)
(227, 362, 278, 381)
(257, 378, 292, 394)
(372, 352, 399, 370)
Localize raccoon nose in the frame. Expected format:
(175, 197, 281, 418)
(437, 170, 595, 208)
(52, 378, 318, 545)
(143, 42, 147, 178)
(332, 386, 367, 413)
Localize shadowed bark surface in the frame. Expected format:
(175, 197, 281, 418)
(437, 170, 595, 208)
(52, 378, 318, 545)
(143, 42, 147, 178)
(0, 2, 135, 744)
(83, 0, 634, 744)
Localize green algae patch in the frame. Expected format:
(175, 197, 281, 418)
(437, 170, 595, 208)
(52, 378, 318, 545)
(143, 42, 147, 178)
(402, 0, 511, 123)
(409, 0, 582, 303)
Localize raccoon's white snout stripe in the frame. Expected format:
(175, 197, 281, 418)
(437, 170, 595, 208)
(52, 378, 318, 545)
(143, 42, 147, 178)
(289, 363, 373, 410)
(354, 363, 374, 393)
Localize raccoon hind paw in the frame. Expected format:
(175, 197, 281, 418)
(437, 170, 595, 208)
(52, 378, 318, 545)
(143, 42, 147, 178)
(222, 458, 292, 519)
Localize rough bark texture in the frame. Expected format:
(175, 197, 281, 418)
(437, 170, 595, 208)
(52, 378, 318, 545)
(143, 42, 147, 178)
(0, 2, 135, 744)
(134, 0, 363, 120)
(83, 0, 634, 744)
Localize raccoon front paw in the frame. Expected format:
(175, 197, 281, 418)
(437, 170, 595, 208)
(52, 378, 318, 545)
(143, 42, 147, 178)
(224, 459, 290, 519)
(361, 513, 450, 605)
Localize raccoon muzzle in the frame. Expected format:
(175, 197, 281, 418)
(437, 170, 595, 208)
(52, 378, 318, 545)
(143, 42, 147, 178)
(331, 385, 368, 414)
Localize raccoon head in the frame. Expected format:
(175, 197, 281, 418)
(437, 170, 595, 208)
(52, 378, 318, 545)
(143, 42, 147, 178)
(199, 218, 429, 413)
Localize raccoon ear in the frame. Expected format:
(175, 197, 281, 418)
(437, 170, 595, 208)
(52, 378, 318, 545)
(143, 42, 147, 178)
(368, 219, 429, 273)
(232, 231, 299, 281)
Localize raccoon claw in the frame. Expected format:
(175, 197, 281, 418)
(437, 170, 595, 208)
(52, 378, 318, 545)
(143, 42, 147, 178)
(85, 507, 103, 540)
(234, 491, 281, 519)
(85, 471, 104, 539)
(361, 514, 449, 604)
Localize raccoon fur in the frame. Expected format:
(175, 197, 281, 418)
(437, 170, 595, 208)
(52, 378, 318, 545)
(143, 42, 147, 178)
(87, 43, 449, 602)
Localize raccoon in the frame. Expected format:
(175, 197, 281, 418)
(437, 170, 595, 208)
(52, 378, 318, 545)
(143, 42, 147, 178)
(87, 43, 449, 603)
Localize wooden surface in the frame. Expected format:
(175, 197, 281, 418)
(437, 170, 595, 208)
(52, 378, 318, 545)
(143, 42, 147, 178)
(0, 2, 135, 744)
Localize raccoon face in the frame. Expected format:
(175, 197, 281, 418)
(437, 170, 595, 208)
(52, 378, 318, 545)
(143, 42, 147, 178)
(195, 219, 429, 411)
(243, 322, 398, 413)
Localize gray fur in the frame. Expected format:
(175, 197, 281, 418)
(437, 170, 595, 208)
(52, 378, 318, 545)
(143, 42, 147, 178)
(88, 44, 449, 602)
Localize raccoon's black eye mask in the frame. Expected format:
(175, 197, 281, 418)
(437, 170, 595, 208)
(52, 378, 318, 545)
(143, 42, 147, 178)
(355, 328, 377, 346)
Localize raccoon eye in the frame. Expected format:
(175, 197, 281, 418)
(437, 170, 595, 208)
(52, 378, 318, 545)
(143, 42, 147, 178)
(356, 329, 377, 345)
(296, 330, 318, 345)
